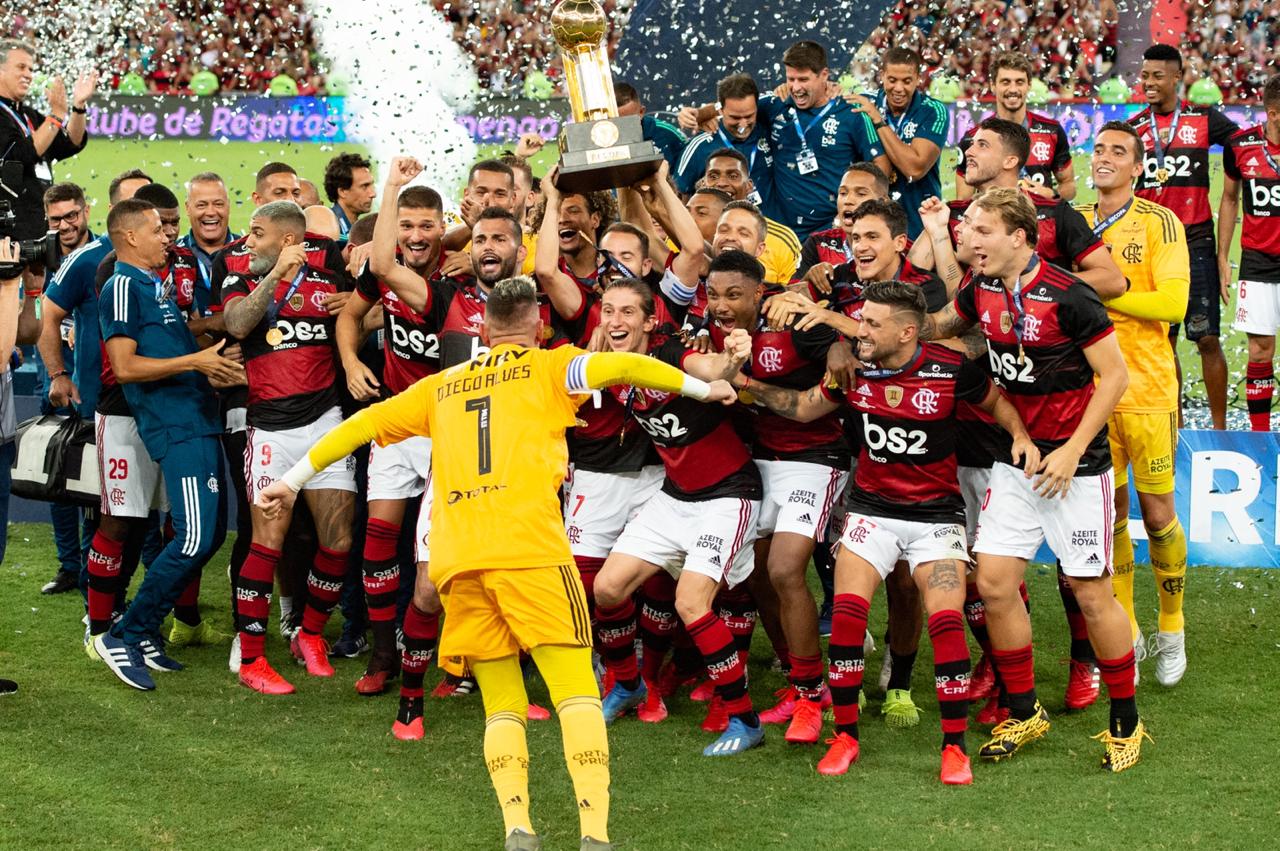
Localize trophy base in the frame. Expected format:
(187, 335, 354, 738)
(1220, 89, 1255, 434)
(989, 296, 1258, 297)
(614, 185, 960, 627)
(556, 114, 665, 194)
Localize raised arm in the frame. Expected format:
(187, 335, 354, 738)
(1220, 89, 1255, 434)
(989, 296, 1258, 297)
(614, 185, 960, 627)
(222, 244, 306, 339)
(918, 197, 963, 296)
(631, 161, 706, 286)
(533, 167, 587, 320)
(368, 157, 431, 313)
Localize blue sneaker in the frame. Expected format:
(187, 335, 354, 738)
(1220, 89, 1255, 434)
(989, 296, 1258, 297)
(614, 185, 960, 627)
(601, 679, 646, 725)
(330, 631, 370, 659)
(139, 637, 184, 672)
(94, 632, 155, 691)
(703, 716, 765, 757)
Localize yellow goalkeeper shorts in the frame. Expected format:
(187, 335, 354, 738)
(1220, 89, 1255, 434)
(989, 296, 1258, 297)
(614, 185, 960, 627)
(1108, 410, 1177, 495)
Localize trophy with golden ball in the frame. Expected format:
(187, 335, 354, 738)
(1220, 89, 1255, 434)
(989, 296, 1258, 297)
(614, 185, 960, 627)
(550, 0, 664, 193)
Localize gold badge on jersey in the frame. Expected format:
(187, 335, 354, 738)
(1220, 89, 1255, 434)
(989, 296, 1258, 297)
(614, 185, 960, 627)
(999, 312, 1014, 334)
(265, 326, 284, 347)
(289, 293, 305, 312)
(885, 386, 903, 408)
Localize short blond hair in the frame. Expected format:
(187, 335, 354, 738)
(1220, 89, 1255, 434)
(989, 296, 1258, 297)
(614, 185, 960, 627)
(972, 187, 1039, 247)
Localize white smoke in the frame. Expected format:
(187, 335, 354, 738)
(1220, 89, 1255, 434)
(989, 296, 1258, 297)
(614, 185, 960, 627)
(305, 0, 478, 202)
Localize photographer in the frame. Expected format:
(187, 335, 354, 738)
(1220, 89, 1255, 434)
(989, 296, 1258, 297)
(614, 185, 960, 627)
(0, 39, 94, 240)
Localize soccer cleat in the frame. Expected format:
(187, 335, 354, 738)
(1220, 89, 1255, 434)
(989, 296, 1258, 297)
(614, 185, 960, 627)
(975, 693, 1009, 726)
(85, 632, 104, 661)
(784, 699, 824, 744)
(601, 668, 615, 697)
(940, 744, 973, 785)
(392, 697, 425, 741)
(228, 634, 242, 675)
(329, 631, 370, 659)
(95, 632, 155, 691)
(700, 696, 729, 733)
(878, 653, 893, 692)
(816, 733, 860, 775)
(279, 617, 300, 642)
(432, 673, 476, 698)
(168, 619, 230, 647)
(1092, 718, 1153, 773)
(601, 679, 646, 725)
(139, 637, 184, 672)
(355, 652, 400, 696)
(238, 656, 296, 695)
(290, 632, 335, 677)
(40, 570, 78, 595)
(703, 716, 765, 756)
(968, 654, 995, 702)
(580, 838, 614, 850)
(527, 703, 551, 721)
(0, 678, 15, 696)
(654, 661, 698, 697)
(882, 689, 921, 728)
(979, 703, 1051, 761)
(636, 687, 668, 723)
(1152, 631, 1187, 687)
(1064, 660, 1101, 710)
(504, 828, 542, 851)
(689, 679, 715, 703)
(759, 686, 800, 725)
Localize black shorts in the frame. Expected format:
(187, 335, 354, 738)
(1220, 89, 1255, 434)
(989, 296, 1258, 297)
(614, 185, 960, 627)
(1170, 242, 1221, 342)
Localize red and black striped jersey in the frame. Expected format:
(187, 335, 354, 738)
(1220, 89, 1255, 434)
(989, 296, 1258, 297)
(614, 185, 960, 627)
(610, 336, 762, 501)
(949, 191, 1102, 271)
(823, 342, 991, 522)
(954, 255, 1114, 474)
(956, 110, 1072, 189)
(222, 264, 349, 429)
(810, 257, 949, 320)
(1129, 101, 1238, 245)
(709, 316, 849, 467)
(353, 254, 456, 395)
(796, 227, 853, 279)
(1223, 124, 1280, 283)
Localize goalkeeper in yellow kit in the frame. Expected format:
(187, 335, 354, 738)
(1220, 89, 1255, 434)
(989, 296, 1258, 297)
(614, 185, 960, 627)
(256, 277, 742, 851)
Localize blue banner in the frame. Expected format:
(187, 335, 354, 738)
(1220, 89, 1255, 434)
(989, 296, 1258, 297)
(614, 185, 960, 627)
(1035, 429, 1280, 568)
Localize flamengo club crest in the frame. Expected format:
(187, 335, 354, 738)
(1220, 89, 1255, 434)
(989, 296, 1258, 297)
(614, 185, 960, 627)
(1031, 141, 1051, 161)
(911, 387, 939, 415)
(1177, 124, 1197, 145)
(758, 346, 784, 373)
(885, 385, 903, 407)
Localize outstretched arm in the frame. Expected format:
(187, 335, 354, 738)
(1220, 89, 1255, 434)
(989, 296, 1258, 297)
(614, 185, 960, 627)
(731, 376, 839, 423)
(568, 350, 738, 403)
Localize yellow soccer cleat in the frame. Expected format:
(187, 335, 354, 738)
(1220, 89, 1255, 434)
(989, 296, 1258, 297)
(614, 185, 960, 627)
(1092, 719, 1153, 773)
(169, 618, 231, 647)
(978, 703, 1051, 761)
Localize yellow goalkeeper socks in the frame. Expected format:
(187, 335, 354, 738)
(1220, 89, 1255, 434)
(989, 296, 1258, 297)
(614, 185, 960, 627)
(1111, 516, 1138, 641)
(473, 657, 534, 838)
(1148, 517, 1187, 633)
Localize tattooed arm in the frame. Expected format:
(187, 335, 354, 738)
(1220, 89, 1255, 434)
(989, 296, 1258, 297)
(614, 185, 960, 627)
(732, 376, 841, 423)
(920, 300, 976, 343)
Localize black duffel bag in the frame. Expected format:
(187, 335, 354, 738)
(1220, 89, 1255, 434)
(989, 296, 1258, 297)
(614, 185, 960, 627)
(9, 413, 100, 506)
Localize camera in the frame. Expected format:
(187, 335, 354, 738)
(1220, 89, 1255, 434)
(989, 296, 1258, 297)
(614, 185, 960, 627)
(0, 199, 61, 278)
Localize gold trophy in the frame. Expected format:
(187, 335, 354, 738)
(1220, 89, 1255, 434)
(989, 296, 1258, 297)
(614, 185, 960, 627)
(551, 0, 663, 193)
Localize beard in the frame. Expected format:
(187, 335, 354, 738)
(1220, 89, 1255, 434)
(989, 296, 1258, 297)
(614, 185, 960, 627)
(248, 252, 277, 276)
(474, 254, 517, 286)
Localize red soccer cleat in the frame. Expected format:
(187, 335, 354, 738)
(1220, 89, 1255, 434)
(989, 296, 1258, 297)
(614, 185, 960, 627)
(817, 733, 860, 775)
(969, 655, 995, 703)
(527, 703, 551, 721)
(355, 666, 397, 696)
(392, 716, 424, 741)
(759, 686, 799, 724)
(1064, 660, 1101, 711)
(601, 668, 615, 697)
(431, 674, 476, 698)
(975, 693, 1009, 726)
(690, 679, 715, 703)
(940, 744, 973, 785)
(784, 698, 824, 744)
(239, 656, 296, 695)
(637, 687, 668, 723)
(700, 696, 729, 732)
(654, 661, 698, 697)
(291, 632, 335, 677)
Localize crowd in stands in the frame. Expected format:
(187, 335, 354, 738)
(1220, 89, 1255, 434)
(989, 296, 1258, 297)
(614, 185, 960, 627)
(1183, 0, 1280, 101)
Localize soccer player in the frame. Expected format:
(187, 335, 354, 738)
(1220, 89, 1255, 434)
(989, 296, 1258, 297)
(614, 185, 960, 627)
(323, 152, 375, 240)
(676, 72, 777, 212)
(258, 276, 739, 851)
(845, 46, 948, 239)
(178, 172, 239, 320)
(1220, 73, 1280, 433)
(765, 40, 887, 240)
(1130, 43, 1239, 430)
(955, 51, 1075, 202)
(740, 279, 1037, 782)
(94, 198, 243, 690)
(794, 162, 891, 283)
(1083, 121, 1191, 686)
(337, 161, 451, 701)
(615, 82, 688, 174)
(221, 200, 358, 694)
(700, 148, 802, 285)
(924, 188, 1149, 772)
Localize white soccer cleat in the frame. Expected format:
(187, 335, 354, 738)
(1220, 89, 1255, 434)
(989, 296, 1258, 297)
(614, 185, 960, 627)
(1153, 630, 1186, 687)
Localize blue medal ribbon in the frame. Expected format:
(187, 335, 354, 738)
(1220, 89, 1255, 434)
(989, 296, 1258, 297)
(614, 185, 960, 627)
(1149, 101, 1182, 174)
(1008, 255, 1040, 362)
(1091, 197, 1134, 238)
(0, 100, 35, 138)
(718, 127, 757, 172)
(265, 267, 308, 328)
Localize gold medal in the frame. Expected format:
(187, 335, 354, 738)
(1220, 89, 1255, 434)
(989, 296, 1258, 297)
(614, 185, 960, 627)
(1154, 167, 1169, 184)
(265, 326, 284, 347)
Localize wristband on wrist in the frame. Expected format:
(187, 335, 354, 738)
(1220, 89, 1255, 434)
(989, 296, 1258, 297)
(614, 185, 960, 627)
(47, 116, 64, 129)
(24, 289, 42, 298)
(873, 120, 887, 130)
(71, 105, 87, 114)
(49, 369, 70, 381)
(741, 375, 752, 393)
(679, 374, 712, 401)
(280, 458, 316, 493)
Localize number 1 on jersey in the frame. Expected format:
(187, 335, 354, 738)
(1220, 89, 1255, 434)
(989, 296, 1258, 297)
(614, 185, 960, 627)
(466, 395, 492, 475)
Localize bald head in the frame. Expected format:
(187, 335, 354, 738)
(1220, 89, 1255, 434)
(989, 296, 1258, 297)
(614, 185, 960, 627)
(304, 205, 341, 240)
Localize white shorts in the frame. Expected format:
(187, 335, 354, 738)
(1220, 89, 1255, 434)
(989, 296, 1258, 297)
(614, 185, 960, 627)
(756, 459, 848, 540)
(368, 435, 432, 501)
(837, 512, 969, 579)
(413, 473, 435, 564)
(957, 465, 992, 547)
(564, 466, 664, 558)
(96, 413, 168, 518)
(1233, 279, 1280, 335)
(244, 407, 357, 502)
(611, 490, 759, 588)
(974, 461, 1114, 578)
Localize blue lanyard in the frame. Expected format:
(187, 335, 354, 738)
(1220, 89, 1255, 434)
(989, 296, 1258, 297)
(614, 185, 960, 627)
(153, 273, 170, 304)
(791, 101, 835, 150)
(1149, 102, 1182, 169)
(1091, 197, 1134, 238)
(332, 203, 351, 236)
(875, 91, 912, 135)
(1008, 255, 1040, 356)
(718, 127, 757, 172)
(265, 267, 308, 326)
(1261, 136, 1280, 177)
(0, 100, 34, 138)
(861, 344, 922, 379)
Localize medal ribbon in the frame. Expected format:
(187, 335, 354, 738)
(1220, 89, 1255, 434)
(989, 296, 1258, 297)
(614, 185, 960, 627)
(791, 100, 835, 151)
(1149, 101, 1182, 175)
(718, 127, 757, 172)
(0, 100, 35, 138)
(1091, 197, 1134, 238)
(861, 344, 923, 379)
(1008, 255, 1040, 356)
(265, 267, 308, 328)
